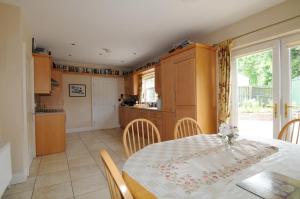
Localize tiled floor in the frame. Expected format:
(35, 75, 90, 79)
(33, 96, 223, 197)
(2, 128, 126, 199)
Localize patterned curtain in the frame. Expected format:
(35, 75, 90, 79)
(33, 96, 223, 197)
(217, 40, 233, 125)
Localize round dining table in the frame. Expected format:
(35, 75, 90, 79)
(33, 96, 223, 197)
(122, 134, 300, 199)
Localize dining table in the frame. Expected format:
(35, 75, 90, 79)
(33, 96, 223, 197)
(122, 134, 300, 199)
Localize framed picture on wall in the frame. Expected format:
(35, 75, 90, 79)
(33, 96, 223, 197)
(69, 84, 86, 97)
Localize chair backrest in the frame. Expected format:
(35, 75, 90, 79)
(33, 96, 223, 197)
(100, 150, 134, 199)
(123, 118, 161, 157)
(278, 119, 300, 144)
(174, 117, 203, 139)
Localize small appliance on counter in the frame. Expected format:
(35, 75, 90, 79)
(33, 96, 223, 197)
(121, 95, 139, 106)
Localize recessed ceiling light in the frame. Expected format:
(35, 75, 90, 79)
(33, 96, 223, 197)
(103, 48, 111, 53)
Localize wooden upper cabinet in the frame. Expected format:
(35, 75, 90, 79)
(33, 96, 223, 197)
(34, 54, 52, 94)
(161, 58, 176, 112)
(175, 56, 196, 106)
(124, 74, 138, 95)
(155, 64, 161, 97)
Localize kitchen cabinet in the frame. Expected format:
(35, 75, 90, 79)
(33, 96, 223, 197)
(155, 64, 162, 97)
(175, 56, 196, 106)
(35, 112, 66, 156)
(161, 58, 176, 112)
(160, 43, 217, 134)
(124, 74, 138, 95)
(119, 106, 126, 128)
(39, 70, 63, 108)
(34, 54, 52, 94)
(162, 112, 176, 140)
(119, 107, 164, 139)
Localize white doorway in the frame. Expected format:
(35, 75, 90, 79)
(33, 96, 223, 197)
(92, 77, 123, 129)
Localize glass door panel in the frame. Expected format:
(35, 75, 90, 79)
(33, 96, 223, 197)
(236, 50, 274, 138)
(281, 34, 300, 131)
(289, 46, 300, 119)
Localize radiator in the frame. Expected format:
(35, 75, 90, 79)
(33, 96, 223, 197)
(0, 143, 12, 197)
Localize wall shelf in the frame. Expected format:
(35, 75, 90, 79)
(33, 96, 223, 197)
(53, 69, 124, 78)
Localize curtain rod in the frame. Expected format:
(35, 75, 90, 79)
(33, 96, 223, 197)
(216, 14, 300, 44)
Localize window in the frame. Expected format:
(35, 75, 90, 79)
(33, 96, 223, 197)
(141, 73, 157, 103)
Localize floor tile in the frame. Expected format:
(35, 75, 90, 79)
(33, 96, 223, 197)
(3, 128, 124, 199)
(35, 170, 70, 188)
(74, 188, 110, 199)
(69, 164, 102, 180)
(72, 174, 107, 196)
(38, 161, 68, 175)
(4, 177, 35, 196)
(2, 190, 32, 199)
(41, 153, 66, 164)
(32, 182, 73, 199)
(68, 156, 96, 168)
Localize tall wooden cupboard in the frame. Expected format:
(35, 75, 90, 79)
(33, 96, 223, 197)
(160, 44, 217, 140)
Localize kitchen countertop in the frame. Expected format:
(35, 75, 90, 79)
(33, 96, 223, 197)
(120, 106, 160, 111)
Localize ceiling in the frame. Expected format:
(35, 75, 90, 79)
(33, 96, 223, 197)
(3, 0, 285, 68)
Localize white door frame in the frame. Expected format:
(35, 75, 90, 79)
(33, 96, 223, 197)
(231, 40, 281, 138)
(281, 33, 300, 126)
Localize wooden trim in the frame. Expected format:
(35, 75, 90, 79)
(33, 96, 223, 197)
(133, 66, 155, 76)
(160, 43, 216, 60)
(33, 53, 50, 58)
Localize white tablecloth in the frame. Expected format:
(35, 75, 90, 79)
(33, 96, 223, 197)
(123, 135, 300, 199)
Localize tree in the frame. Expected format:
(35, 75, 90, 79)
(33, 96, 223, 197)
(237, 50, 272, 87)
(291, 47, 300, 80)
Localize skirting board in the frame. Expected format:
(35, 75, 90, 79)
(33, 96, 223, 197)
(66, 125, 120, 133)
(66, 126, 95, 133)
(11, 171, 27, 185)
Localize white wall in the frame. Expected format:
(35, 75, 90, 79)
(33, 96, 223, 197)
(63, 74, 93, 132)
(0, 2, 33, 184)
(198, 0, 300, 46)
(63, 73, 124, 133)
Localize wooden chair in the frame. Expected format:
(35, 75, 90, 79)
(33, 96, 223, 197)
(100, 149, 134, 199)
(174, 117, 203, 139)
(123, 118, 161, 157)
(278, 119, 300, 144)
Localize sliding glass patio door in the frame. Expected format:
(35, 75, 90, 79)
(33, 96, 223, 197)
(231, 41, 280, 139)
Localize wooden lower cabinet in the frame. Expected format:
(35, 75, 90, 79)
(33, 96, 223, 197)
(35, 113, 66, 156)
(176, 106, 196, 121)
(162, 112, 176, 141)
(119, 107, 179, 141)
(119, 107, 166, 140)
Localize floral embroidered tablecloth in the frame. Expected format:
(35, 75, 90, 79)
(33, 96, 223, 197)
(123, 135, 300, 199)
